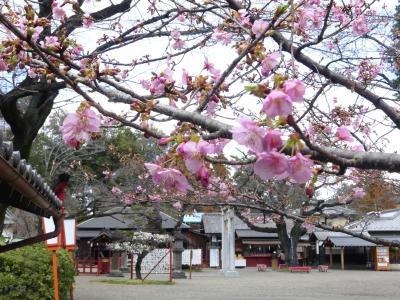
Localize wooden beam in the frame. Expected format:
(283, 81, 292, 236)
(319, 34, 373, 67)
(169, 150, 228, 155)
(341, 247, 345, 270)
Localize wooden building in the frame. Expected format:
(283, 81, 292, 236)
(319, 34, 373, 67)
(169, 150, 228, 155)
(76, 207, 191, 259)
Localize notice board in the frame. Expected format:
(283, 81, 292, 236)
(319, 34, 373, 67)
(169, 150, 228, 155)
(374, 247, 389, 271)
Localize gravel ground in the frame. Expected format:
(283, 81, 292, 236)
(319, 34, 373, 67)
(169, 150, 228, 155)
(74, 268, 400, 300)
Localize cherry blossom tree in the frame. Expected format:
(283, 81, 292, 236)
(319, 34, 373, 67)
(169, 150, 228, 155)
(109, 231, 171, 279)
(0, 0, 400, 246)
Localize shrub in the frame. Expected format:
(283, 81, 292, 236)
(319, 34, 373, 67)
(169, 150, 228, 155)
(0, 244, 75, 300)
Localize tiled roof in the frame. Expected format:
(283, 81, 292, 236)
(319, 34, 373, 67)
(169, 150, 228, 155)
(313, 230, 350, 241)
(328, 236, 376, 247)
(0, 139, 61, 217)
(77, 207, 188, 236)
(346, 209, 400, 232)
(236, 229, 278, 238)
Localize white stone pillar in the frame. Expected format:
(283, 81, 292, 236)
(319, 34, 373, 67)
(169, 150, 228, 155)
(221, 208, 227, 272)
(221, 207, 239, 277)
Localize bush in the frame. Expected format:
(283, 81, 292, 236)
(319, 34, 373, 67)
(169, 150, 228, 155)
(0, 244, 75, 300)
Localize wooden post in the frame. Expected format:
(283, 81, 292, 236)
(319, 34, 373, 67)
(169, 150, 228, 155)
(329, 246, 333, 266)
(68, 250, 74, 300)
(52, 250, 59, 300)
(341, 247, 345, 270)
(189, 249, 193, 280)
(130, 253, 134, 280)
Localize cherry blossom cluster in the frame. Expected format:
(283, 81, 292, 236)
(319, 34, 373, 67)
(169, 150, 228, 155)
(60, 103, 101, 149)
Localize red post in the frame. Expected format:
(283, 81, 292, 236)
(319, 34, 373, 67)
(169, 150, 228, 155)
(52, 250, 59, 300)
(130, 253, 134, 280)
(97, 258, 101, 275)
(169, 241, 173, 282)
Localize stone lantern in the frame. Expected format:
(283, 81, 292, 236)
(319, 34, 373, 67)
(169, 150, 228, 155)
(172, 230, 187, 279)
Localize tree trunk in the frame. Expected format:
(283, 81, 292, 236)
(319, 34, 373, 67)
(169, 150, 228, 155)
(276, 219, 304, 266)
(0, 77, 61, 232)
(135, 251, 148, 280)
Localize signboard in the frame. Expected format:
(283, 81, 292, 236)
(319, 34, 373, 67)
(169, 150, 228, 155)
(375, 247, 390, 271)
(182, 249, 202, 265)
(42, 217, 60, 247)
(210, 248, 219, 267)
(64, 219, 76, 249)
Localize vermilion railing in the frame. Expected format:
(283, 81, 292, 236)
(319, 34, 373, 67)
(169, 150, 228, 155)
(75, 258, 110, 275)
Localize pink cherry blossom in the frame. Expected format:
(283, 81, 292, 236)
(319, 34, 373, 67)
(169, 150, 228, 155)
(351, 144, 364, 152)
(326, 40, 335, 50)
(231, 117, 266, 153)
(172, 39, 185, 50)
(283, 79, 305, 102)
(181, 69, 189, 86)
(323, 126, 333, 135)
(158, 137, 173, 146)
(171, 30, 185, 50)
(287, 152, 313, 183)
(238, 9, 251, 26)
(338, 195, 350, 204)
(251, 19, 268, 38)
(178, 140, 214, 173)
(262, 90, 293, 118)
(32, 26, 43, 42)
(208, 139, 229, 154)
(353, 187, 366, 198)
(352, 16, 369, 36)
(52, 1, 66, 20)
(83, 16, 94, 28)
(261, 52, 280, 76)
(196, 166, 210, 187)
(60, 107, 101, 148)
(144, 163, 193, 192)
(111, 186, 123, 195)
(254, 151, 288, 181)
(177, 14, 185, 22)
(121, 193, 136, 205)
(144, 68, 175, 95)
(296, 9, 314, 31)
(203, 57, 221, 80)
(41, 36, 60, 49)
(262, 129, 283, 152)
(71, 44, 83, 56)
(336, 126, 353, 142)
(149, 194, 161, 202)
(205, 101, 218, 116)
(333, 7, 350, 24)
(173, 201, 183, 209)
(212, 28, 232, 45)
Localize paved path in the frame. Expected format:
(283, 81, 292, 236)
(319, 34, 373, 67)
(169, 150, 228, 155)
(75, 268, 400, 300)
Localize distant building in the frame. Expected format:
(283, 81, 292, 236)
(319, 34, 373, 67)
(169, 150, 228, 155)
(76, 207, 191, 259)
(346, 208, 400, 269)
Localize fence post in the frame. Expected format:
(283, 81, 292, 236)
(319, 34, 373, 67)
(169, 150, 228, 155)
(189, 249, 193, 280)
(97, 258, 101, 275)
(169, 242, 173, 282)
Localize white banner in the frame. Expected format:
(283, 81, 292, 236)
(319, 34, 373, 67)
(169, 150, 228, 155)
(209, 248, 219, 267)
(182, 249, 202, 265)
